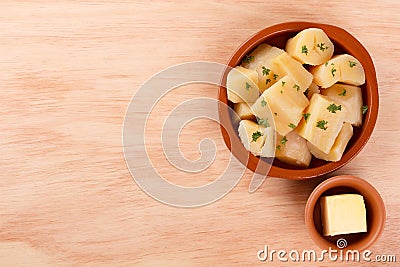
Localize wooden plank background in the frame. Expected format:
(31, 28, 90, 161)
(0, 0, 399, 266)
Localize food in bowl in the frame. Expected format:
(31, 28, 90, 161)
(226, 28, 368, 168)
(305, 175, 385, 250)
(238, 120, 275, 157)
(320, 194, 367, 236)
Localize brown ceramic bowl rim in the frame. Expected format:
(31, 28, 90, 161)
(305, 175, 386, 250)
(218, 21, 379, 179)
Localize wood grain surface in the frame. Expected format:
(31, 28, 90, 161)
(1, 0, 399, 266)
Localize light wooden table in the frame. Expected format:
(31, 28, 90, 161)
(1, 1, 399, 266)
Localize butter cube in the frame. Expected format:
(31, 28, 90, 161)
(320, 194, 367, 236)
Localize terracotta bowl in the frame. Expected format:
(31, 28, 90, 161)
(218, 22, 378, 179)
(305, 175, 385, 251)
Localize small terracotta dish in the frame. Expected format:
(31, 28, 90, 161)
(218, 22, 379, 179)
(305, 175, 385, 251)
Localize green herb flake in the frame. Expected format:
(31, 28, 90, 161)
(281, 136, 288, 145)
(331, 65, 337, 77)
(257, 117, 270, 128)
(245, 82, 252, 90)
(303, 113, 310, 121)
(327, 103, 342, 113)
(293, 84, 301, 91)
(316, 120, 328, 130)
(252, 131, 263, 142)
(288, 123, 296, 129)
(262, 66, 271, 76)
(304, 88, 310, 97)
(281, 81, 286, 87)
(273, 73, 279, 80)
(338, 88, 347, 96)
(243, 55, 254, 63)
(280, 90, 283, 94)
(361, 105, 368, 115)
(276, 145, 281, 151)
(349, 61, 357, 68)
(301, 45, 308, 55)
(317, 43, 328, 51)
(260, 99, 267, 107)
(266, 78, 271, 85)
(325, 62, 329, 67)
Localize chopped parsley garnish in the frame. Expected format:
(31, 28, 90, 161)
(288, 123, 296, 129)
(245, 82, 252, 90)
(327, 103, 342, 113)
(293, 84, 300, 91)
(257, 117, 270, 127)
(281, 136, 288, 145)
(281, 81, 286, 87)
(304, 88, 310, 97)
(331, 65, 337, 77)
(243, 55, 254, 63)
(262, 66, 271, 76)
(266, 78, 271, 85)
(276, 145, 281, 151)
(303, 113, 310, 121)
(338, 88, 347, 96)
(260, 99, 267, 107)
(349, 61, 357, 68)
(301, 45, 308, 55)
(317, 43, 328, 51)
(361, 105, 368, 115)
(252, 131, 263, 142)
(316, 120, 328, 130)
(273, 73, 279, 80)
(280, 90, 283, 94)
(325, 62, 329, 67)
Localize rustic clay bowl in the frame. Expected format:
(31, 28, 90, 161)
(305, 175, 385, 250)
(218, 22, 378, 179)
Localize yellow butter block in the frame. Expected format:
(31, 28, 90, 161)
(321, 194, 367, 236)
